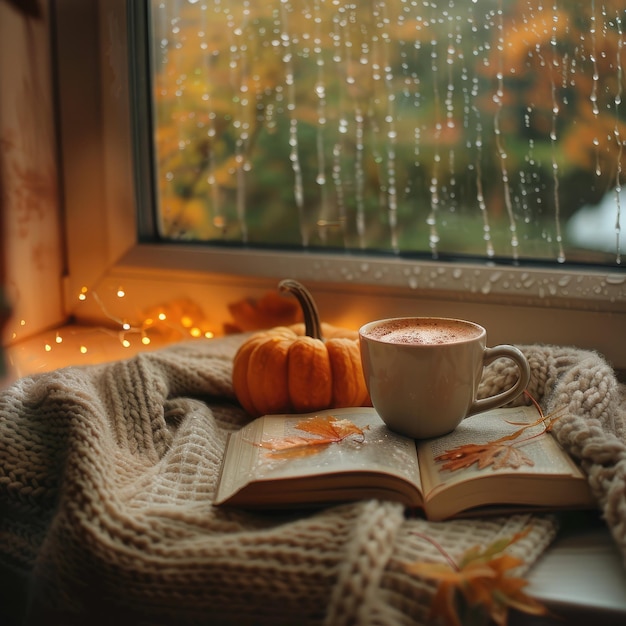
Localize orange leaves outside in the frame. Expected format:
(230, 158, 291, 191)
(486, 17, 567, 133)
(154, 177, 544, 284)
(405, 529, 548, 626)
(255, 414, 367, 459)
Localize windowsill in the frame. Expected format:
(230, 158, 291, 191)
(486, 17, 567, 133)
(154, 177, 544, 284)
(3, 322, 192, 384)
(3, 324, 626, 622)
(522, 512, 626, 625)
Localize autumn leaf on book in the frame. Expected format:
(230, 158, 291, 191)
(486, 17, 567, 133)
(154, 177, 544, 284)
(434, 400, 564, 472)
(215, 406, 593, 519)
(254, 414, 368, 459)
(405, 528, 548, 626)
(435, 442, 535, 472)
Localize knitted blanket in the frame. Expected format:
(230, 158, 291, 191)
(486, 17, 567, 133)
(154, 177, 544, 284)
(0, 335, 624, 625)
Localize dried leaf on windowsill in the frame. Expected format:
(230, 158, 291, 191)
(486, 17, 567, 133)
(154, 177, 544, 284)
(225, 290, 303, 333)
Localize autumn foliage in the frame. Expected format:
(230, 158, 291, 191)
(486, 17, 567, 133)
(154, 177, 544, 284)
(151, 1, 625, 262)
(406, 529, 549, 626)
(256, 414, 368, 459)
(435, 396, 562, 472)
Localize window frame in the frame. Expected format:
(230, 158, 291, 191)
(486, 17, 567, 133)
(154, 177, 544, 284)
(53, 0, 626, 372)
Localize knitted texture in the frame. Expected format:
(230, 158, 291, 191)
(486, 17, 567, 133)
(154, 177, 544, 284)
(0, 335, 623, 625)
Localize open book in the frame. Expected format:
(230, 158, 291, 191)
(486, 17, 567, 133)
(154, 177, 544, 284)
(214, 406, 595, 520)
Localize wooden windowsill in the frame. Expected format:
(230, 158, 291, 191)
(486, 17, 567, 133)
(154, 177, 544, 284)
(3, 323, 190, 384)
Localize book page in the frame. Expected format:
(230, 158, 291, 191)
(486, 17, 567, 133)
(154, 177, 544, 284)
(417, 405, 586, 500)
(214, 407, 423, 505)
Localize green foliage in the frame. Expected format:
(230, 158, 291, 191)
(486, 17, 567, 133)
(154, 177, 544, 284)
(150, 0, 626, 263)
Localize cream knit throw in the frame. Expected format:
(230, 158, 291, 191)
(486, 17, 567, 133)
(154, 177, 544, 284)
(0, 335, 624, 625)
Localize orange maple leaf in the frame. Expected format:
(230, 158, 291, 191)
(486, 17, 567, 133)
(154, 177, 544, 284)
(256, 415, 367, 458)
(435, 442, 534, 472)
(405, 529, 549, 626)
(293, 415, 366, 440)
(435, 395, 567, 473)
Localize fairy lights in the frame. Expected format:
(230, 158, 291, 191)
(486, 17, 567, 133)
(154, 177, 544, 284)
(76, 286, 215, 348)
(5, 285, 217, 370)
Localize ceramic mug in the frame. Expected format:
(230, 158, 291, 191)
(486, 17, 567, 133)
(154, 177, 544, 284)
(359, 316, 531, 439)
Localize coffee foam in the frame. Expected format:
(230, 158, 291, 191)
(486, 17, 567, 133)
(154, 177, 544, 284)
(364, 319, 481, 345)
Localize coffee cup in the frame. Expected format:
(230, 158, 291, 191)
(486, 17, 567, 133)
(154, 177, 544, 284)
(358, 317, 530, 439)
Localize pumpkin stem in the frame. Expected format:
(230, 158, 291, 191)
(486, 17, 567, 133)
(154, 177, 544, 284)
(278, 279, 323, 341)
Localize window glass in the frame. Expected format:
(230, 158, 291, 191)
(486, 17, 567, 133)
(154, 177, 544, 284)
(149, 0, 625, 266)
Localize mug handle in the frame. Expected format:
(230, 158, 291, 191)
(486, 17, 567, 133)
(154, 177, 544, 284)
(466, 345, 530, 417)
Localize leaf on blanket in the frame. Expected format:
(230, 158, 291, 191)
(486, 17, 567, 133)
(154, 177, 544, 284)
(405, 528, 549, 626)
(256, 415, 368, 459)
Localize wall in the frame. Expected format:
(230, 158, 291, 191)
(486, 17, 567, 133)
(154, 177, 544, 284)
(0, 0, 65, 360)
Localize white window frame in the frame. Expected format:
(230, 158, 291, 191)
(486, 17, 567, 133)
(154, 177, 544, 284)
(54, 0, 626, 372)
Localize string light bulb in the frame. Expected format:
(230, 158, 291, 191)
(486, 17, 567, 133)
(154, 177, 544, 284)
(21, 286, 218, 364)
(81, 287, 215, 348)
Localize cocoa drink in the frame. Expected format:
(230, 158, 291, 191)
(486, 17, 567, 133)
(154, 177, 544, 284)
(359, 317, 530, 439)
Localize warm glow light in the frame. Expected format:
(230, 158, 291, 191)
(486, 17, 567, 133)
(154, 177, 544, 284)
(18, 285, 219, 368)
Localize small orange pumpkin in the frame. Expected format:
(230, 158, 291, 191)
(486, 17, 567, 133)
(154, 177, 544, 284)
(232, 279, 371, 416)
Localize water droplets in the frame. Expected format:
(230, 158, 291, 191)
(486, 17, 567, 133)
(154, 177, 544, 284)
(153, 0, 625, 266)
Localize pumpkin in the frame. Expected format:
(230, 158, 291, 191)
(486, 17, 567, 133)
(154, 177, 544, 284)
(232, 279, 371, 416)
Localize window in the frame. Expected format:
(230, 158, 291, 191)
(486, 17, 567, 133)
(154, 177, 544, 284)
(53, 0, 625, 372)
(148, 0, 625, 266)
